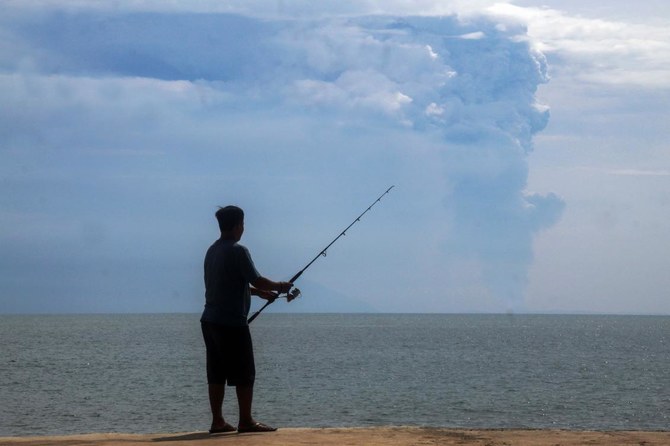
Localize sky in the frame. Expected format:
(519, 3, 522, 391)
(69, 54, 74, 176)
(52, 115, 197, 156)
(1, 1, 669, 315)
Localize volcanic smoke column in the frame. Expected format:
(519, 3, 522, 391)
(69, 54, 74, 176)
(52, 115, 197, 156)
(285, 15, 566, 309)
(418, 17, 566, 309)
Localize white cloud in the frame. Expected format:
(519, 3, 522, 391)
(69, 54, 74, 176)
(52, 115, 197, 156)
(459, 31, 486, 40)
(425, 102, 445, 116)
(575, 166, 670, 177)
(292, 71, 413, 116)
(3, 0, 510, 17)
(488, 3, 670, 87)
(1, 1, 564, 312)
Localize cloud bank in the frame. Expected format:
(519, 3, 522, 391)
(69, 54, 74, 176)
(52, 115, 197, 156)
(489, 3, 670, 88)
(1, 2, 564, 312)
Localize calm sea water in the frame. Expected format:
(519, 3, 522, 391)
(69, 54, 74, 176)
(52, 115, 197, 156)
(1, 313, 668, 436)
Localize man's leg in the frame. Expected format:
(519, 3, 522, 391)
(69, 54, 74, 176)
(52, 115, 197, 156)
(208, 383, 233, 432)
(236, 384, 254, 427)
(234, 327, 275, 432)
(236, 384, 276, 432)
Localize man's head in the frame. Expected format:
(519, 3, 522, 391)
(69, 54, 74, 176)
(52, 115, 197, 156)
(216, 205, 244, 240)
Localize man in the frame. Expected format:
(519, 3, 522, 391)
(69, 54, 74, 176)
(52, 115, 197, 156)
(201, 205, 293, 434)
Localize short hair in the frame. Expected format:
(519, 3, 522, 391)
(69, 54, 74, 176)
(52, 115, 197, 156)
(215, 206, 244, 232)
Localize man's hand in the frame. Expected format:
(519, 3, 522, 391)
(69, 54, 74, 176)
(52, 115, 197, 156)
(278, 281, 293, 294)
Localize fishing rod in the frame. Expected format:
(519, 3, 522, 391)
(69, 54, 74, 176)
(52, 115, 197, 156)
(248, 185, 395, 324)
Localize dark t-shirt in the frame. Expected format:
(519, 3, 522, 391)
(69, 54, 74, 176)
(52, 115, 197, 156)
(201, 239, 261, 326)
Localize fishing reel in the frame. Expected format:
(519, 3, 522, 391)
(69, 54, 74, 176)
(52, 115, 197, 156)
(286, 287, 301, 302)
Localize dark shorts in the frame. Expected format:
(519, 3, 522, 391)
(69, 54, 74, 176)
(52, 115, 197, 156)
(201, 322, 255, 387)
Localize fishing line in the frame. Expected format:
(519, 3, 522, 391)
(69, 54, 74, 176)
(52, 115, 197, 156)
(248, 185, 395, 323)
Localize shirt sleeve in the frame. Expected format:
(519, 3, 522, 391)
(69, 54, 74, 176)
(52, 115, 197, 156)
(238, 245, 261, 283)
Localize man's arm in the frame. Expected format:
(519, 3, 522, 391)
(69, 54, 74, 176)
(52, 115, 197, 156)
(251, 276, 292, 294)
(250, 287, 275, 300)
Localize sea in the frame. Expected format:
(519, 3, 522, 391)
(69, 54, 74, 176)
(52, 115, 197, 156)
(1, 313, 668, 436)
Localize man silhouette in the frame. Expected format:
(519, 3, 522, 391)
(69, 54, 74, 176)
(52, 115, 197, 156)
(200, 205, 293, 434)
